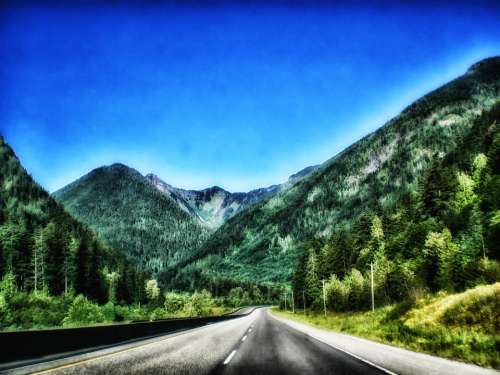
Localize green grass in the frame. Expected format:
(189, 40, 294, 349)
(273, 283, 500, 369)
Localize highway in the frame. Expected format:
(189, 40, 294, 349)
(11, 308, 496, 375)
(17, 308, 382, 375)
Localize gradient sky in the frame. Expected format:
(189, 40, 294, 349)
(1, 1, 499, 192)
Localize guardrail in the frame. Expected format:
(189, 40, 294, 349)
(0, 307, 259, 368)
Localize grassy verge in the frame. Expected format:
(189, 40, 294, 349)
(273, 283, 500, 369)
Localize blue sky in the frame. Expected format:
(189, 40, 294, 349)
(1, 2, 499, 192)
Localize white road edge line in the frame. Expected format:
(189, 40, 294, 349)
(242, 335, 247, 342)
(223, 350, 237, 365)
(314, 338, 398, 375)
(270, 312, 397, 375)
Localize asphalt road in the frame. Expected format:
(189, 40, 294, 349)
(22, 308, 384, 375)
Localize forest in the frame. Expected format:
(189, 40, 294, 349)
(293, 102, 500, 311)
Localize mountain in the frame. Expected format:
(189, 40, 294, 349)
(165, 57, 500, 290)
(53, 158, 317, 276)
(0, 136, 146, 304)
(53, 164, 210, 275)
(145, 165, 318, 229)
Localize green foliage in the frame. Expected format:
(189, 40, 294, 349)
(164, 291, 190, 314)
(275, 282, 500, 368)
(184, 290, 215, 317)
(227, 287, 251, 307)
(63, 295, 105, 327)
(424, 229, 459, 291)
(145, 279, 160, 302)
(0, 136, 148, 306)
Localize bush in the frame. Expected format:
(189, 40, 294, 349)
(101, 302, 116, 322)
(63, 295, 105, 327)
(184, 290, 215, 317)
(149, 307, 167, 321)
(164, 292, 189, 314)
(325, 275, 349, 311)
(227, 287, 250, 307)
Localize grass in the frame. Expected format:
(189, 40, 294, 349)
(273, 283, 500, 369)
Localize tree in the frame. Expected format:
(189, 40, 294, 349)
(32, 228, 46, 293)
(145, 279, 160, 302)
(305, 248, 320, 307)
(104, 267, 120, 304)
(424, 228, 459, 291)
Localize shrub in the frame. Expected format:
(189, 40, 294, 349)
(164, 292, 189, 314)
(184, 290, 215, 317)
(101, 302, 116, 322)
(63, 295, 104, 327)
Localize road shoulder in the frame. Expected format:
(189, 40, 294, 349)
(269, 310, 498, 375)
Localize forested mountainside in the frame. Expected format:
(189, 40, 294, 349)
(165, 57, 500, 292)
(295, 102, 500, 310)
(53, 164, 210, 274)
(0, 136, 148, 304)
(145, 164, 318, 229)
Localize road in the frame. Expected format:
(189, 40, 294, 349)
(10, 308, 496, 375)
(16, 308, 383, 375)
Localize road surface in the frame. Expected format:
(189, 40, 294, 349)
(9, 308, 497, 375)
(12, 308, 382, 375)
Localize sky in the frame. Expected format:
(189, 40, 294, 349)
(1, 1, 499, 193)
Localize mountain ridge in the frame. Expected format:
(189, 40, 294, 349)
(163, 56, 500, 289)
(145, 164, 318, 229)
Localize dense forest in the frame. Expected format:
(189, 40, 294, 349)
(167, 57, 500, 294)
(53, 164, 210, 274)
(0, 137, 151, 328)
(293, 103, 500, 310)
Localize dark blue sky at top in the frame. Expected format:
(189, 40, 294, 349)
(1, 2, 499, 192)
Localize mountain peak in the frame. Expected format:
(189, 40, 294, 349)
(466, 56, 500, 75)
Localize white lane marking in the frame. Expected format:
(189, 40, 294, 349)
(223, 350, 237, 365)
(31, 316, 253, 374)
(241, 335, 247, 342)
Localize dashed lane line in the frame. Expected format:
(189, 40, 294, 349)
(223, 350, 237, 365)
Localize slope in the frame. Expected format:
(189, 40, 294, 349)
(53, 164, 210, 274)
(145, 164, 318, 229)
(167, 57, 500, 289)
(0, 136, 146, 304)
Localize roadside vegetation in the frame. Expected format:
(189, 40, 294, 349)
(0, 271, 267, 331)
(275, 283, 500, 368)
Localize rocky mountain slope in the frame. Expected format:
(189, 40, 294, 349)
(145, 164, 318, 229)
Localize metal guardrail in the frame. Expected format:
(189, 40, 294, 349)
(0, 306, 260, 368)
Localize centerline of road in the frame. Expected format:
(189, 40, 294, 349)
(223, 324, 254, 366)
(223, 350, 237, 365)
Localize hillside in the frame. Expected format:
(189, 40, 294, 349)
(145, 164, 318, 229)
(0, 136, 146, 305)
(53, 164, 211, 275)
(166, 57, 500, 291)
